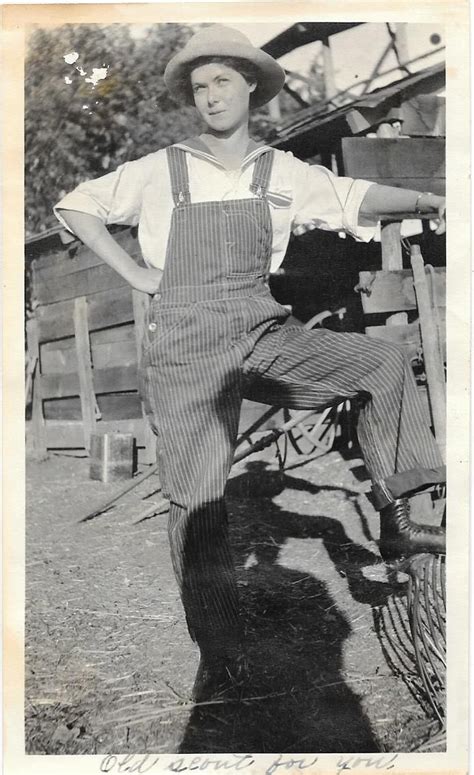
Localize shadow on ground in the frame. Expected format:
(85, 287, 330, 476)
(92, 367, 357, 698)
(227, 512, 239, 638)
(179, 462, 406, 753)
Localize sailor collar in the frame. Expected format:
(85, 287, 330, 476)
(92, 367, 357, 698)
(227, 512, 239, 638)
(173, 136, 272, 173)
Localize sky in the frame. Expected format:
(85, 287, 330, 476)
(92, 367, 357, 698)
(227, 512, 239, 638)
(230, 22, 445, 96)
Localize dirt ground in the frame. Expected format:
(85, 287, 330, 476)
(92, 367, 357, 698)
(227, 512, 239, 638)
(25, 441, 443, 755)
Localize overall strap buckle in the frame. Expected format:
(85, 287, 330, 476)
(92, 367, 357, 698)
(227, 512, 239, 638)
(250, 150, 275, 199)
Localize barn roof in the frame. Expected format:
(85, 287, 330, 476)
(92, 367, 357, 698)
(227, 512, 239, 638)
(261, 22, 363, 59)
(269, 61, 445, 154)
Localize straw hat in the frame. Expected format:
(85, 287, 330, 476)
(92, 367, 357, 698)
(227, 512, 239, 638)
(164, 25, 286, 108)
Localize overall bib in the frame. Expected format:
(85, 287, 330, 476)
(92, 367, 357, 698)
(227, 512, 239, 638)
(141, 146, 444, 651)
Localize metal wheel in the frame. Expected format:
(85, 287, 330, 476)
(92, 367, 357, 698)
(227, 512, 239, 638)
(407, 553, 446, 727)
(285, 403, 342, 457)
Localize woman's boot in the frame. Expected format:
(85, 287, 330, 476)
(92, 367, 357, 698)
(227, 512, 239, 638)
(379, 498, 445, 562)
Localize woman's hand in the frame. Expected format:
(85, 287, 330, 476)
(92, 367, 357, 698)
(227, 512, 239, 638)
(57, 212, 165, 292)
(429, 195, 446, 236)
(126, 266, 163, 294)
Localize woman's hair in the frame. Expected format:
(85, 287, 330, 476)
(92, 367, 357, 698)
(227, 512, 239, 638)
(179, 56, 259, 103)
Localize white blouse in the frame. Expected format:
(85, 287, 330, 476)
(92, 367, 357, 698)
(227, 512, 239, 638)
(54, 139, 377, 273)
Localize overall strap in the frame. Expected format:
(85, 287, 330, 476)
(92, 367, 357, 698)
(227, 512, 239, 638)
(166, 146, 191, 207)
(249, 150, 275, 198)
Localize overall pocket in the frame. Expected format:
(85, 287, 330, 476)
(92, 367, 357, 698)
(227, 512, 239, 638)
(142, 303, 197, 360)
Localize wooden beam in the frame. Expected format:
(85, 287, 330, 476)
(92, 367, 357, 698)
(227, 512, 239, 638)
(73, 297, 96, 450)
(26, 318, 47, 458)
(381, 222, 403, 271)
(321, 37, 337, 101)
(411, 246, 446, 459)
(132, 290, 156, 464)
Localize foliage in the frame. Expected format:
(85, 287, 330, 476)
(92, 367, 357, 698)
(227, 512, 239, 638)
(25, 24, 201, 235)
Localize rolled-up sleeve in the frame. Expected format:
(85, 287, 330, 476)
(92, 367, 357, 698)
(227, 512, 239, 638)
(54, 152, 159, 234)
(289, 155, 378, 242)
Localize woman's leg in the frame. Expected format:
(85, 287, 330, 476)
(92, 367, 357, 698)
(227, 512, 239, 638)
(140, 350, 248, 697)
(244, 325, 445, 558)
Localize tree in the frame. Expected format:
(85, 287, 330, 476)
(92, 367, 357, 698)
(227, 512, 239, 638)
(25, 23, 203, 235)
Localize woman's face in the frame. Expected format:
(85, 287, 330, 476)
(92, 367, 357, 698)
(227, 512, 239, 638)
(190, 62, 256, 134)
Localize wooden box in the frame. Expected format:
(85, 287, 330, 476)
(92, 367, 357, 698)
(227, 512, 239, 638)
(27, 227, 156, 462)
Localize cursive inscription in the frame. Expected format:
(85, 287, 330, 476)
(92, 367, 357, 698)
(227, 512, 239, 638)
(100, 755, 161, 773)
(265, 756, 319, 775)
(169, 755, 255, 772)
(99, 752, 399, 775)
(335, 754, 399, 775)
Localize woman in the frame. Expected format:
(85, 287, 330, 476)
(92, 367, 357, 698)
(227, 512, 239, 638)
(55, 25, 446, 701)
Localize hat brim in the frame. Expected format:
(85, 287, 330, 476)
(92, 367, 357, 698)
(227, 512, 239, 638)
(164, 41, 285, 109)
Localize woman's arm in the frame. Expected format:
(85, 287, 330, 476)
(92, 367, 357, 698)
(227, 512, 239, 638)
(359, 184, 446, 235)
(58, 210, 163, 294)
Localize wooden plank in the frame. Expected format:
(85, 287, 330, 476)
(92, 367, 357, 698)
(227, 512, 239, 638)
(44, 393, 140, 423)
(35, 262, 129, 305)
(73, 297, 96, 450)
(41, 325, 137, 373)
(131, 290, 150, 355)
(44, 397, 82, 420)
(41, 363, 139, 400)
(41, 371, 80, 399)
(37, 285, 134, 342)
(95, 365, 138, 395)
(45, 419, 149, 449)
(341, 137, 445, 194)
(26, 318, 47, 458)
(321, 37, 337, 100)
(93, 339, 137, 370)
(40, 336, 78, 373)
(90, 323, 136, 347)
(381, 222, 402, 271)
(358, 268, 445, 314)
(34, 229, 141, 279)
(96, 393, 143, 420)
(132, 290, 156, 464)
(44, 391, 142, 421)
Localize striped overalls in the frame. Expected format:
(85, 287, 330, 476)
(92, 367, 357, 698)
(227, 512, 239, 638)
(141, 146, 444, 650)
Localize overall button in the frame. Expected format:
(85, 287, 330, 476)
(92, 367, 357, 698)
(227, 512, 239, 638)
(148, 322, 158, 332)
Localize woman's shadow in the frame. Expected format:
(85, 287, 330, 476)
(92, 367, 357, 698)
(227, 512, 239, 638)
(178, 461, 406, 753)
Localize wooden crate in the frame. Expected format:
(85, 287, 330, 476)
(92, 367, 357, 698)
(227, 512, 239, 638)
(27, 228, 156, 461)
(26, 227, 284, 461)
